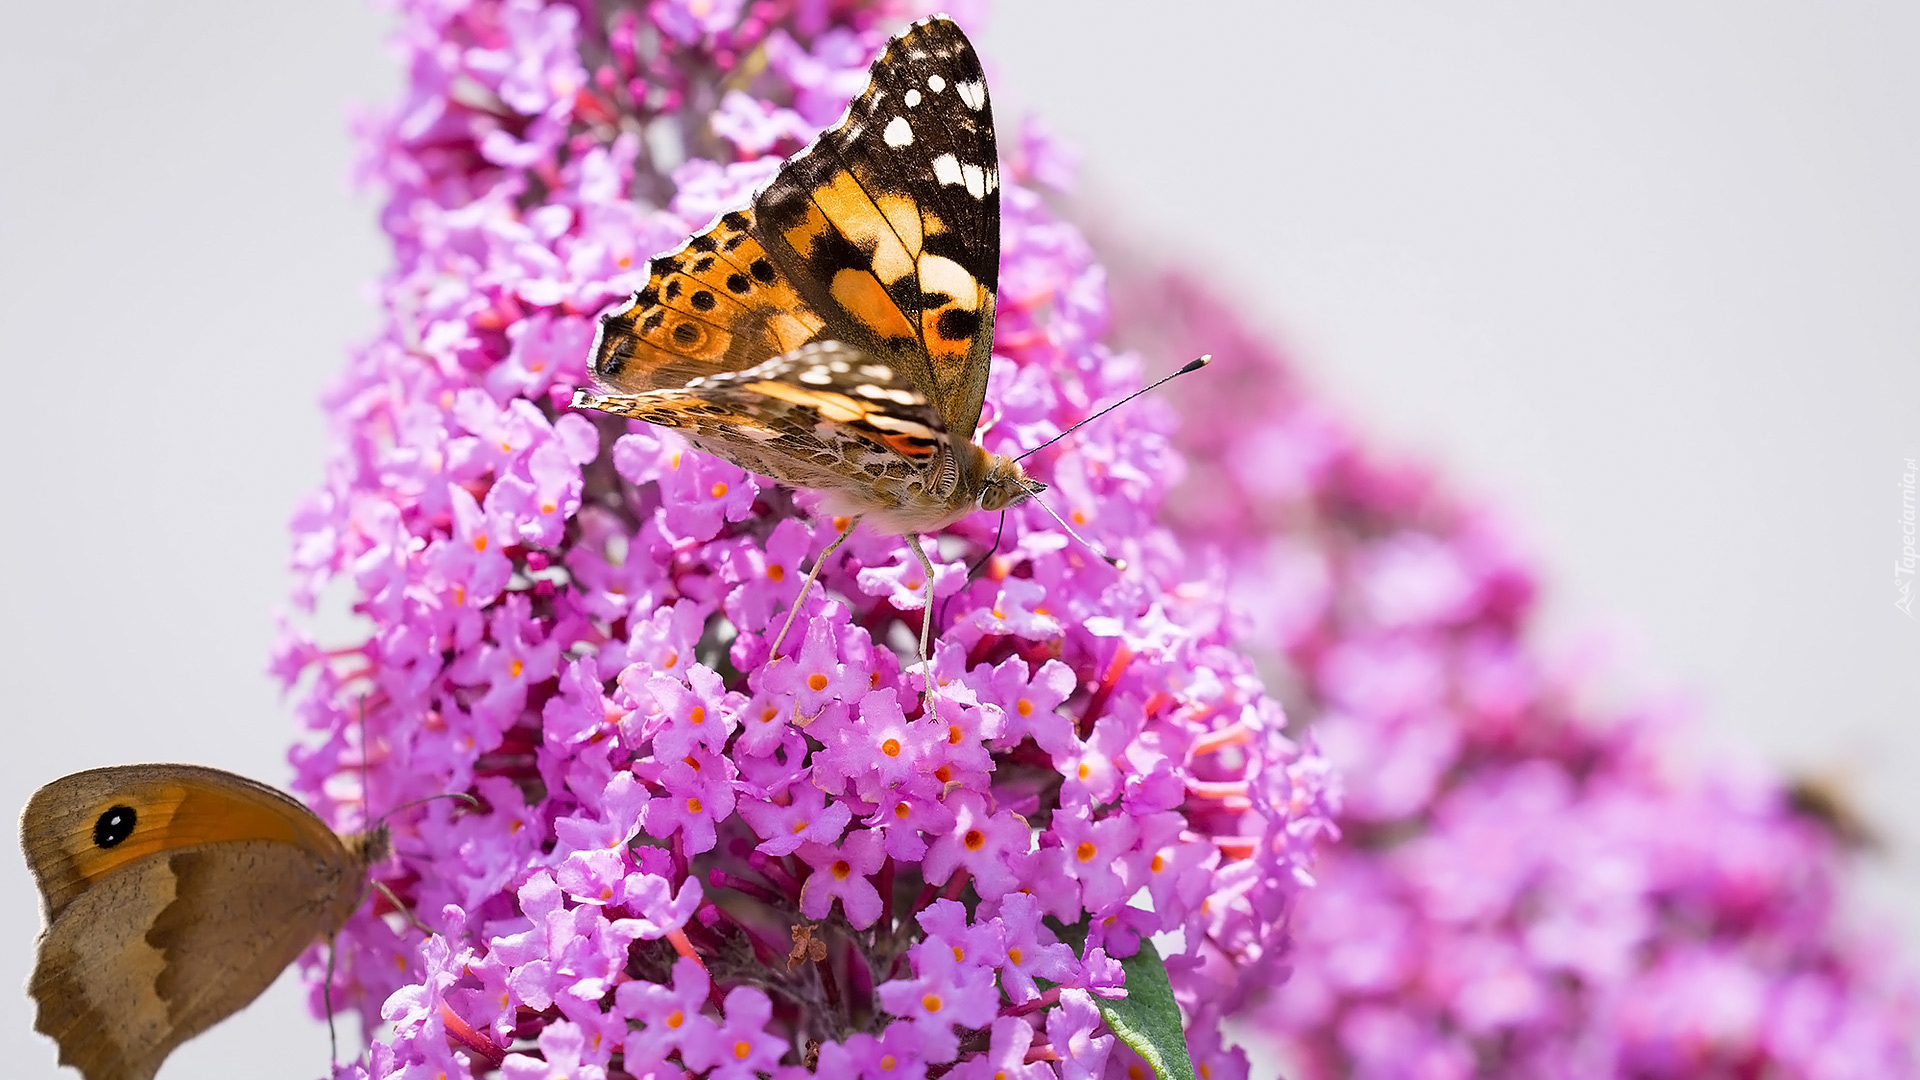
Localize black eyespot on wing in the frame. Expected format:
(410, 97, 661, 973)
(93, 805, 136, 848)
(663, 280, 683, 301)
(721, 210, 750, 231)
(690, 234, 718, 252)
(726, 273, 751, 294)
(640, 310, 665, 334)
(750, 258, 776, 283)
(934, 307, 979, 342)
(691, 290, 716, 311)
(691, 255, 716, 274)
(673, 321, 700, 345)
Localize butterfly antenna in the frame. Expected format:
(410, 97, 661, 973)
(1027, 492, 1126, 571)
(1014, 354, 1211, 465)
(376, 791, 482, 827)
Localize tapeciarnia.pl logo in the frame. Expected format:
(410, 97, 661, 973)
(1898, 457, 1916, 617)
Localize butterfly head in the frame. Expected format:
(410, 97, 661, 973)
(978, 453, 1043, 512)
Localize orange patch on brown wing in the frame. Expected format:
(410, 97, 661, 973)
(875, 192, 923, 256)
(781, 201, 833, 261)
(831, 268, 918, 341)
(65, 783, 329, 890)
(716, 233, 827, 351)
(812, 171, 914, 285)
(914, 251, 987, 365)
(879, 431, 935, 459)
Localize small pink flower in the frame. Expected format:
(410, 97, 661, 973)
(797, 827, 886, 928)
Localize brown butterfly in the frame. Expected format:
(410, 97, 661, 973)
(21, 764, 388, 1080)
(570, 16, 1039, 670)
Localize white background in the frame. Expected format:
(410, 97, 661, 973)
(1, 3, 1914, 1077)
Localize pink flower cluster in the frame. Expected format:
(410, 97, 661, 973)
(277, 3, 1333, 1079)
(1116, 272, 1920, 1077)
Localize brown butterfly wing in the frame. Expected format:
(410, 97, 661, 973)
(21, 766, 367, 1080)
(30, 842, 362, 1080)
(752, 16, 1001, 443)
(21, 763, 345, 921)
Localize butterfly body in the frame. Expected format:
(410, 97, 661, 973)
(573, 16, 1037, 547)
(21, 764, 384, 1080)
(576, 341, 1038, 536)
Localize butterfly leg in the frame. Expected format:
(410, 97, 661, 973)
(325, 936, 339, 1068)
(904, 533, 943, 713)
(769, 516, 861, 660)
(904, 534, 941, 665)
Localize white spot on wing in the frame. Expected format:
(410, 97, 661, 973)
(927, 74, 946, 92)
(853, 384, 922, 406)
(956, 80, 986, 110)
(799, 367, 833, 385)
(867, 412, 938, 437)
(905, 88, 922, 108)
(917, 254, 978, 304)
(932, 153, 963, 187)
(961, 162, 986, 200)
(884, 116, 913, 147)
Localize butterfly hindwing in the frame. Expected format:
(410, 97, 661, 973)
(582, 340, 955, 499)
(752, 16, 1000, 443)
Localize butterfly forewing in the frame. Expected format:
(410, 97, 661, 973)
(753, 16, 1000, 443)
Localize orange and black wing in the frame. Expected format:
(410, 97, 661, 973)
(748, 16, 1000, 443)
(587, 206, 830, 394)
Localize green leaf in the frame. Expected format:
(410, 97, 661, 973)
(1052, 922, 1197, 1080)
(1095, 937, 1197, 1080)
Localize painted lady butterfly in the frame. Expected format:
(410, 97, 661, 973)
(572, 15, 1033, 669)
